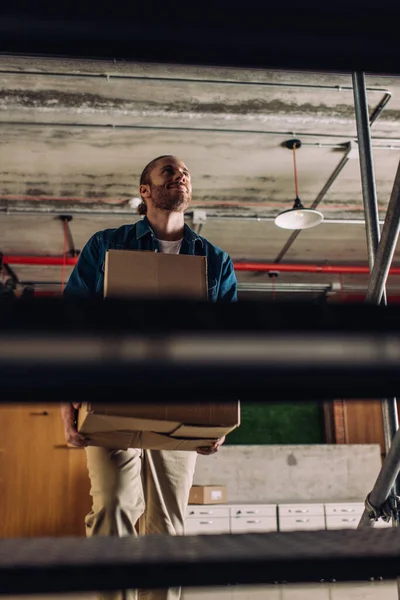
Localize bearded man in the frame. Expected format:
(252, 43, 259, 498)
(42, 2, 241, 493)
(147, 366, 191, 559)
(61, 155, 237, 600)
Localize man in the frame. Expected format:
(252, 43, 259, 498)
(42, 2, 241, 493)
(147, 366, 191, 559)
(61, 155, 237, 600)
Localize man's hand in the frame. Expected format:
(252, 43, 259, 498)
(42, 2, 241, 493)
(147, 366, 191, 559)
(60, 402, 88, 448)
(196, 436, 226, 456)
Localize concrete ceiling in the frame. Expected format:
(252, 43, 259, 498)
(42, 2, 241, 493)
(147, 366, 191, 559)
(1, 55, 400, 300)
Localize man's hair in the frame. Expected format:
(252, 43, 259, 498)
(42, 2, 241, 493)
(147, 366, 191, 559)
(137, 155, 176, 215)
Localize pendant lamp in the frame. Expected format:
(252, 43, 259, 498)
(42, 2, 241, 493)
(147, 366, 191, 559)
(274, 139, 324, 230)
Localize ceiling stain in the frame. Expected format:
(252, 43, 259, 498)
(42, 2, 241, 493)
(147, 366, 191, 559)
(25, 188, 47, 196)
(1, 89, 392, 120)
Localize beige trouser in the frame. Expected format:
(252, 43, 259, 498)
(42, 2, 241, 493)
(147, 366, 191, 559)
(85, 447, 197, 600)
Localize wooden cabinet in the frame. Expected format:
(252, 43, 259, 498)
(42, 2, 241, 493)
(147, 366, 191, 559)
(326, 399, 387, 456)
(0, 404, 91, 538)
(343, 399, 385, 455)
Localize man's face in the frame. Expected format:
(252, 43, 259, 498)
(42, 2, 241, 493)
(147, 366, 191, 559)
(141, 157, 192, 213)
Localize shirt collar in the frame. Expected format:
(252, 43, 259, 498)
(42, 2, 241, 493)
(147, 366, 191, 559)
(136, 216, 204, 247)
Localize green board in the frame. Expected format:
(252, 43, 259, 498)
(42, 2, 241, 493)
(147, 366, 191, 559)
(225, 402, 325, 445)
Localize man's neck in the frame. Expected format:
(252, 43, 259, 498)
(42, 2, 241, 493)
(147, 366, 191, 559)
(146, 210, 185, 241)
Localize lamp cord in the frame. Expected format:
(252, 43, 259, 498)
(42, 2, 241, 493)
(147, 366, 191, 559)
(293, 142, 300, 198)
(61, 219, 67, 293)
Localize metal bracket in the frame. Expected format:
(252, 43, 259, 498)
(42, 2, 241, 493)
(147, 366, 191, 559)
(347, 141, 360, 160)
(59, 215, 80, 257)
(192, 210, 207, 226)
(284, 138, 302, 150)
(365, 491, 399, 523)
(0, 252, 19, 290)
(192, 210, 207, 235)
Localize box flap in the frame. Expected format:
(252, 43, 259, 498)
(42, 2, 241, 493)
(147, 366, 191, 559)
(85, 430, 216, 451)
(87, 401, 240, 427)
(140, 431, 216, 451)
(170, 424, 236, 439)
(79, 412, 181, 435)
(87, 431, 141, 450)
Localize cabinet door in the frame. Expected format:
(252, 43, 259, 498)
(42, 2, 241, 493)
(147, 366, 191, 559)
(326, 516, 360, 530)
(186, 506, 229, 519)
(230, 505, 277, 518)
(325, 503, 365, 516)
(185, 518, 230, 535)
(279, 516, 326, 531)
(279, 504, 324, 517)
(0, 404, 91, 538)
(230, 517, 277, 533)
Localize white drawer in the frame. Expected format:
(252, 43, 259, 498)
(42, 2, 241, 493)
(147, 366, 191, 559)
(231, 517, 277, 533)
(185, 517, 230, 535)
(230, 504, 277, 518)
(325, 503, 364, 516)
(327, 515, 391, 529)
(186, 506, 229, 519)
(326, 515, 361, 529)
(279, 515, 326, 531)
(279, 504, 324, 517)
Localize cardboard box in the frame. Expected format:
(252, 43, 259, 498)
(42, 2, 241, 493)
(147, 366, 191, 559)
(104, 250, 208, 299)
(188, 485, 228, 505)
(77, 402, 240, 451)
(85, 249, 240, 451)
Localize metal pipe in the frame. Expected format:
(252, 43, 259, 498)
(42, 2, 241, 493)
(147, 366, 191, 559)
(2, 120, 400, 143)
(274, 144, 353, 263)
(234, 262, 400, 274)
(2, 256, 78, 266)
(352, 72, 382, 272)
(4, 254, 400, 275)
(353, 72, 399, 531)
(0, 205, 387, 224)
(0, 67, 390, 94)
(366, 159, 400, 304)
(17, 279, 400, 296)
(369, 92, 392, 126)
(358, 425, 400, 529)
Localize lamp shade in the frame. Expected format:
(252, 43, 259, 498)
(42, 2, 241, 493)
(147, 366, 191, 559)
(274, 197, 324, 230)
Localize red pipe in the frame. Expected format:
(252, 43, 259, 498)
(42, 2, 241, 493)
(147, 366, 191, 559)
(3, 255, 400, 276)
(233, 262, 400, 275)
(2, 255, 78, 266)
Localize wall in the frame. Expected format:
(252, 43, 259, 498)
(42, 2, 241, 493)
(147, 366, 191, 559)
(193, 444, 381, 503)
(226, 402, 324, 445)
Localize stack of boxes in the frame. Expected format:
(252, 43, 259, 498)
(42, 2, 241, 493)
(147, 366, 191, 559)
(78, 250, 240, 450)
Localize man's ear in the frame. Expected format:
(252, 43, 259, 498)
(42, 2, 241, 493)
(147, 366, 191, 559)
(140, 184, 151, 198)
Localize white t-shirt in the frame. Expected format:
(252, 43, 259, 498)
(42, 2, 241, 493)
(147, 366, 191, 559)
(157, 238, 183, 255)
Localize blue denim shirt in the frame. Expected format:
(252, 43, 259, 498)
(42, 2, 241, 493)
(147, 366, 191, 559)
(64, 217, 238, 302)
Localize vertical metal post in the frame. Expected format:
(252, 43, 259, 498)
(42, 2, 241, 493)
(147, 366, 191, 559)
(353, 72, 399, 533)
(352, 72, 382, 273)
(366, 159, 400, 306)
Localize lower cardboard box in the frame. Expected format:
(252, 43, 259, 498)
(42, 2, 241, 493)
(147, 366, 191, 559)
(188, 485, 227, 504)
(77, 401, 240, 451)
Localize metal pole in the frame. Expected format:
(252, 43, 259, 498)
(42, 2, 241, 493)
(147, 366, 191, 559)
(358, 425, 400, 528)
(353, 72, 399, 532)
(352, 72, 382, 273)
(366, 159, 400, 305)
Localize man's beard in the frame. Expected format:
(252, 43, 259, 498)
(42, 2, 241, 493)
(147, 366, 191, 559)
(150, 184, 191, 212)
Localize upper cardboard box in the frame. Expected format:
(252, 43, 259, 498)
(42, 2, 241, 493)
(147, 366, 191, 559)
(104, 250, 208, 299)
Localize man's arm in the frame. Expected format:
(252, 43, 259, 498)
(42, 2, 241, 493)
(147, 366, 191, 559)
(60, 403, 88, 447)
(61, 234, 101, 444)
(197, 253, 237, 454)
(63, 233, 101, 298)
(218, 253, 238, 302)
